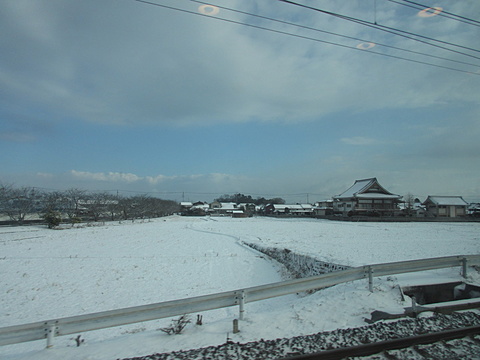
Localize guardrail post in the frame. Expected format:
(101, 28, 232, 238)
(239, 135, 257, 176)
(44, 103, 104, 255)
(45, 322, 57, 348)
(233, 319, 240, 333)
(411, 296, 419, 318)
(461, 257, 468, 278)
(235, 290, 246, 320)
(367, 266, 373, 292)
(239, 291, 246, 320)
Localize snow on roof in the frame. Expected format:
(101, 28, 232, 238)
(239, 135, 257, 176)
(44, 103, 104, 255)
(334, 177, 400, 199)
(220, 202, 237, 210)
(299, 204, 313, 208)
(192, 203, 209, 210)
(273, 204, 312, 212)
(337, 178, 376, 198)
(356, 193, 402, 199)
(424, 196, 469, 206)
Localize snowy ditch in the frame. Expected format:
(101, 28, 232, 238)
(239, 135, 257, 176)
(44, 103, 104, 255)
(402, 282, 480, 305)
(118, 245, 480, 359)
(243, 242, 351, 279)
(244, 242, 480, 322)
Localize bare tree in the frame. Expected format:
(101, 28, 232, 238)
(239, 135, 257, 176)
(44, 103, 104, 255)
(158, 199, 180, 216)
(118, 196, 137, 221)
(64, 188, 87, 225)
(105, 193, 121, 221)
(0, 183, 13, 217)
(131, 194, 153, 220)
(2, 186, 38, 225)
(39, 191, 65, 228)
(40, 191, 64, 213)
(403, 193, 415, 217)
(1, 185, 178, 226)
(83, 192, 112, 222)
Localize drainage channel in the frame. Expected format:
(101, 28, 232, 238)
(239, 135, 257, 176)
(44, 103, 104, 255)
(243, 243, 350, 279)
(403, 281, 480, 305)
(368, 282, 480, 323)
(245, 243, 480, 323)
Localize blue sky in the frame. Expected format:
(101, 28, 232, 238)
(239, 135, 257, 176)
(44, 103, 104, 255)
(1, 0, 479, 203)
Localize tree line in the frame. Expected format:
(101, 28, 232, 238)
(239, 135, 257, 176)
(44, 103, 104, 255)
(214, 193, 285, 205)
(0, 183, 180, 227)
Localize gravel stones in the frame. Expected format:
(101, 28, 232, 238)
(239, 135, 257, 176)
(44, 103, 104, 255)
(119, 311, 480, 360)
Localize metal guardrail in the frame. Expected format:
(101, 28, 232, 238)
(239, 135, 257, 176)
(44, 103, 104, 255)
(1, 254, 479, 348)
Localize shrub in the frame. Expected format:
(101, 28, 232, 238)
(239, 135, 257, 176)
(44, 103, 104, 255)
(42, 211, 62, 229)
(160, 315, 191, 335)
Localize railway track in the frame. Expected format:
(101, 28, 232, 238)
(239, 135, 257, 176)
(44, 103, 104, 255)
(120, 312, 480, 360)
(281, 325, 480, 359)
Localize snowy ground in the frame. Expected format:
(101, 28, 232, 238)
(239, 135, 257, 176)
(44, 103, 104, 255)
(1, 216, 479, 360)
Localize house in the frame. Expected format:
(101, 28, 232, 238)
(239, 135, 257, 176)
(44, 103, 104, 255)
(209, 201, 221, 210)
(266, 204, 313, 216)
(398, 198, 426, 217)
(232, 210, 248, 218)
(468, 203, 480, 217)
(209, 202, 238, 216)
(237, 203, 256, 215)
(285, 204, 313, 216)
(180, 202, 193, 214)
(412, 198, 427, 217)
(312, 200, 334, 216)
(180, 201, 209, 216)
(423, 196, 469, 218)
(333, 178, 402, 216)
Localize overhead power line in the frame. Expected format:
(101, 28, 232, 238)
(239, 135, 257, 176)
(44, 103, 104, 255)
(186, 0, 479, 69)
(388, 0, 480, 27)
(133, 0, 480, 75)
(277, 0, 480, 58)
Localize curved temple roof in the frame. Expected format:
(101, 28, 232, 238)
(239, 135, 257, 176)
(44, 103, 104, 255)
(334, 177, 401, 200)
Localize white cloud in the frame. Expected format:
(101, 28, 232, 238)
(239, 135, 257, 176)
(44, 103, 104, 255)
(1, 1, 479, 205)
(36, 172, 54, 179)
(340, 137, 378, 145)
(146, 175, 177, 184)
(0, 132, 36, 142)
(2, 0, 478, 128)
(210, 173, 235, 183)
(66, 171, 253, 194)
(70, 170, 141, 183)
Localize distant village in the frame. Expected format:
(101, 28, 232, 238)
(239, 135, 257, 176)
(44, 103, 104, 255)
(181, 178, 480, 220)
(1, 177, 479, 226)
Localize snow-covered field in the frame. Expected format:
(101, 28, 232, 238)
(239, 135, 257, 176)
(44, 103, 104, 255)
(1, 216, 479, 360)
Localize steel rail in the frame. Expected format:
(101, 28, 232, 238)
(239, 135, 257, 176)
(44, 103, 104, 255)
(278, 325, 480, 359)
(1, 254, 480, 348)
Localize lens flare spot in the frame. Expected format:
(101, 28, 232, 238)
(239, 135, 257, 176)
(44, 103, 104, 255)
(356, 42, 376, 50)
(417, 7, 443, 18)
(198, 4, 220, 16)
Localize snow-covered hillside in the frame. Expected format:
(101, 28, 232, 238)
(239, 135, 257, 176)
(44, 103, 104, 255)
(1, 216, 479, 360)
